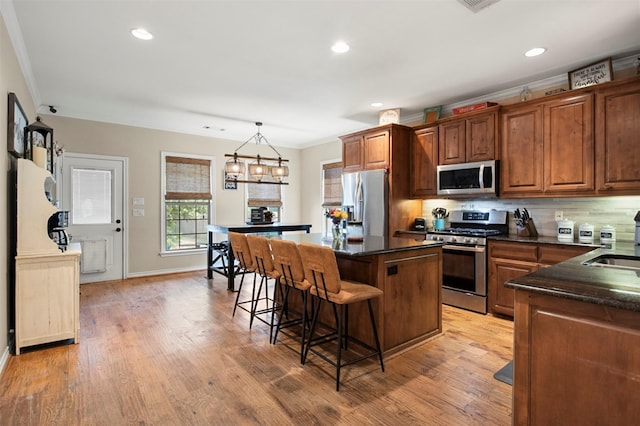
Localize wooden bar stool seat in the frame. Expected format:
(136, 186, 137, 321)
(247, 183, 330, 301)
(298, 242, 384, 391)
(269, 238, 311, 362)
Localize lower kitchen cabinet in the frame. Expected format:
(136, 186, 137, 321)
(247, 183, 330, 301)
(512, 290, 640, 425)
(488, 240, 592, 318)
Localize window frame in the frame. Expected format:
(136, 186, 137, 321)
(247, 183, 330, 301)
(160, 152, 215, 255)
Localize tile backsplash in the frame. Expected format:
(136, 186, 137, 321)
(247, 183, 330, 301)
(421, 196, 640, 242)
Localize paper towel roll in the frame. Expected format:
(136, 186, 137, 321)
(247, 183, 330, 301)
(32, 147, 47, 169)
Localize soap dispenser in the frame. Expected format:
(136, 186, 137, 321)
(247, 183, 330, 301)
(635, 211, 640, 245)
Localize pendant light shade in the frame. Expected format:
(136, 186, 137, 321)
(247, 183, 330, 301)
(270, 159, 289, 181)
(224, 154, 245, 179)
(248, 156, 267, 181)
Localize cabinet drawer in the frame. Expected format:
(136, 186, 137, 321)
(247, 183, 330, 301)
(489, 241, 538, 262)
(538, 244, 593, 265)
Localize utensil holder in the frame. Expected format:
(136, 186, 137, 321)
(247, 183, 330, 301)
(517, 219, 538, 237)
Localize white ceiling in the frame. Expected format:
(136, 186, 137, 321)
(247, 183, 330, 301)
(4, 0, 640, 149)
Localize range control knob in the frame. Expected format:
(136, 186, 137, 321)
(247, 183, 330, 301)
(450, 237, 457, 243)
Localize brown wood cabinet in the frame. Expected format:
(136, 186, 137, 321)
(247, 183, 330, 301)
(438, 108, 498, 165)
(501, 93, 594, 197)
(340, 124, 422, 239)
(410, 125, 438, 198)
(512, 290, 640, 425)
(488, 240, 593, 317)
(595, 76, 640, 194)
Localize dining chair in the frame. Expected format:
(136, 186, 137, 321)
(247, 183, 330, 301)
(297, 242, 384, 391)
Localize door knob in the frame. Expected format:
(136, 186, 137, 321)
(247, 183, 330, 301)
(115, 227, 122, 232)
(116, 219, 121, 224)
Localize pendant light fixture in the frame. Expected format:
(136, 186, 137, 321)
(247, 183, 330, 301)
(224, 122, 289, 185)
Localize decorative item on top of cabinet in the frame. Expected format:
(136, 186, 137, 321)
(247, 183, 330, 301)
(500, 92, 595, 197)
(595, 76, 640, 194)
(410, 125, 438, 198)
(437, 106, 499, 165)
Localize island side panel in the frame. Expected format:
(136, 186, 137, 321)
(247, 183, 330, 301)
(336, 245, 442, 356)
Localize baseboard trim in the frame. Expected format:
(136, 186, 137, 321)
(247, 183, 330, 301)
(126, 265, 206, 279)
(0, 346, 10, 378)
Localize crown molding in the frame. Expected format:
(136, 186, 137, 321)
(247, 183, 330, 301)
(401, 53, 640, 125)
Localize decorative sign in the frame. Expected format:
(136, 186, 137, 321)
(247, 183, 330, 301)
(568, 58, 612, 90)
(223, 172, 237, 190)
(422, 106, 441, 124)
(378, 108, 400, 125)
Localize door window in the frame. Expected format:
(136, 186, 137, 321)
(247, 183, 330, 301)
(72, 168, 112, 224)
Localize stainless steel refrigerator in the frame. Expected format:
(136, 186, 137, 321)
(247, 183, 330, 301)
(342, 169, 388, 237)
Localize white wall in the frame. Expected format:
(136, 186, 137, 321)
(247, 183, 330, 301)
(43, 115, 302, 275)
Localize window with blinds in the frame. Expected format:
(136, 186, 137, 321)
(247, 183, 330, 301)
(322, 161, 343, 207)
(246, 174, 282, 222)
(163, 154, 213, 252)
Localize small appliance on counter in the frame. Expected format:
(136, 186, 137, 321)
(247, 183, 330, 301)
(47, 211, 70, 252)
(413, 217, 426, 231)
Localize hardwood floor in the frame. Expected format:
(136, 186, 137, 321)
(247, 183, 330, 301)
(0, 271, 514, 425)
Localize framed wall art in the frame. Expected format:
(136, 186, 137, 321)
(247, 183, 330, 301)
(568, 58, 612, 90)
(7, 92, 28, 158)
(423, 106, 442, 124)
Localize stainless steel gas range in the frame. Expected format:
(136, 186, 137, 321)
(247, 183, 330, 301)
(426, 210, 508, 314)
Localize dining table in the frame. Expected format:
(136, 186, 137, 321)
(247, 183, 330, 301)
(207, 223, 312, 290)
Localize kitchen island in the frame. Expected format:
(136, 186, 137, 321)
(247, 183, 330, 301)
(281, 234, 444, 357)
(506, 242, 640, 425)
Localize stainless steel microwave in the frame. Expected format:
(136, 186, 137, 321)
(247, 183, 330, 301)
(436, 160, 499, 197)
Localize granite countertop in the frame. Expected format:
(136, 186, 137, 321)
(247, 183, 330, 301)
(280, 233, 444, 256)
(505, 241, 640, 312)
(488, 233, 603, 248)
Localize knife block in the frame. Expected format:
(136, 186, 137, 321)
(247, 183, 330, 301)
(517, 219, 539, 237)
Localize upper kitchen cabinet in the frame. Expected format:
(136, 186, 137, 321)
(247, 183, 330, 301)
(595, 76, 640, 194)
(438, 107, 499, 165)
(340, 124, 410, 172)
(410, 125, 438, 198)
(501, 93, 595, 197)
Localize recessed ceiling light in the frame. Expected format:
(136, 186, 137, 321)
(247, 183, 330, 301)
(524, 47, 546, 57)
(131, 28, 153, 40)
(331, 41, 350, 54)
(371, 102, 383, 107)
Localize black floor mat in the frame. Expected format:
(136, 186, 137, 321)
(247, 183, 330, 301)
(493, 360, 513, 385)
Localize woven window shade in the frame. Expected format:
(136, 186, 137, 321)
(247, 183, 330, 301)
(165, 156, 212, 200)
(248, 174, 282, 207)
(322, 162, 343, 207)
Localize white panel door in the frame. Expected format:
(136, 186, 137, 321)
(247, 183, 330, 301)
(60, 153, 126, 283)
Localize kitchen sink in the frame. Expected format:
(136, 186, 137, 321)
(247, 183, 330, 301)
(582, 254, 640, 271)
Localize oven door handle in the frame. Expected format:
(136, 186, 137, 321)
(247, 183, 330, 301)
(443, 244, 485, 253)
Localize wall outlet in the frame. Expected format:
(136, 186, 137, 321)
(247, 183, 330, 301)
(555, 210, 563, 221)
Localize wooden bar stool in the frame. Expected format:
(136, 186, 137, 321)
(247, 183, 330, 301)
(246, 235, 282, 342)
(228, 232, 259, 325)
(269, 238, 310, 362)
(298, 242, 384, 391)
